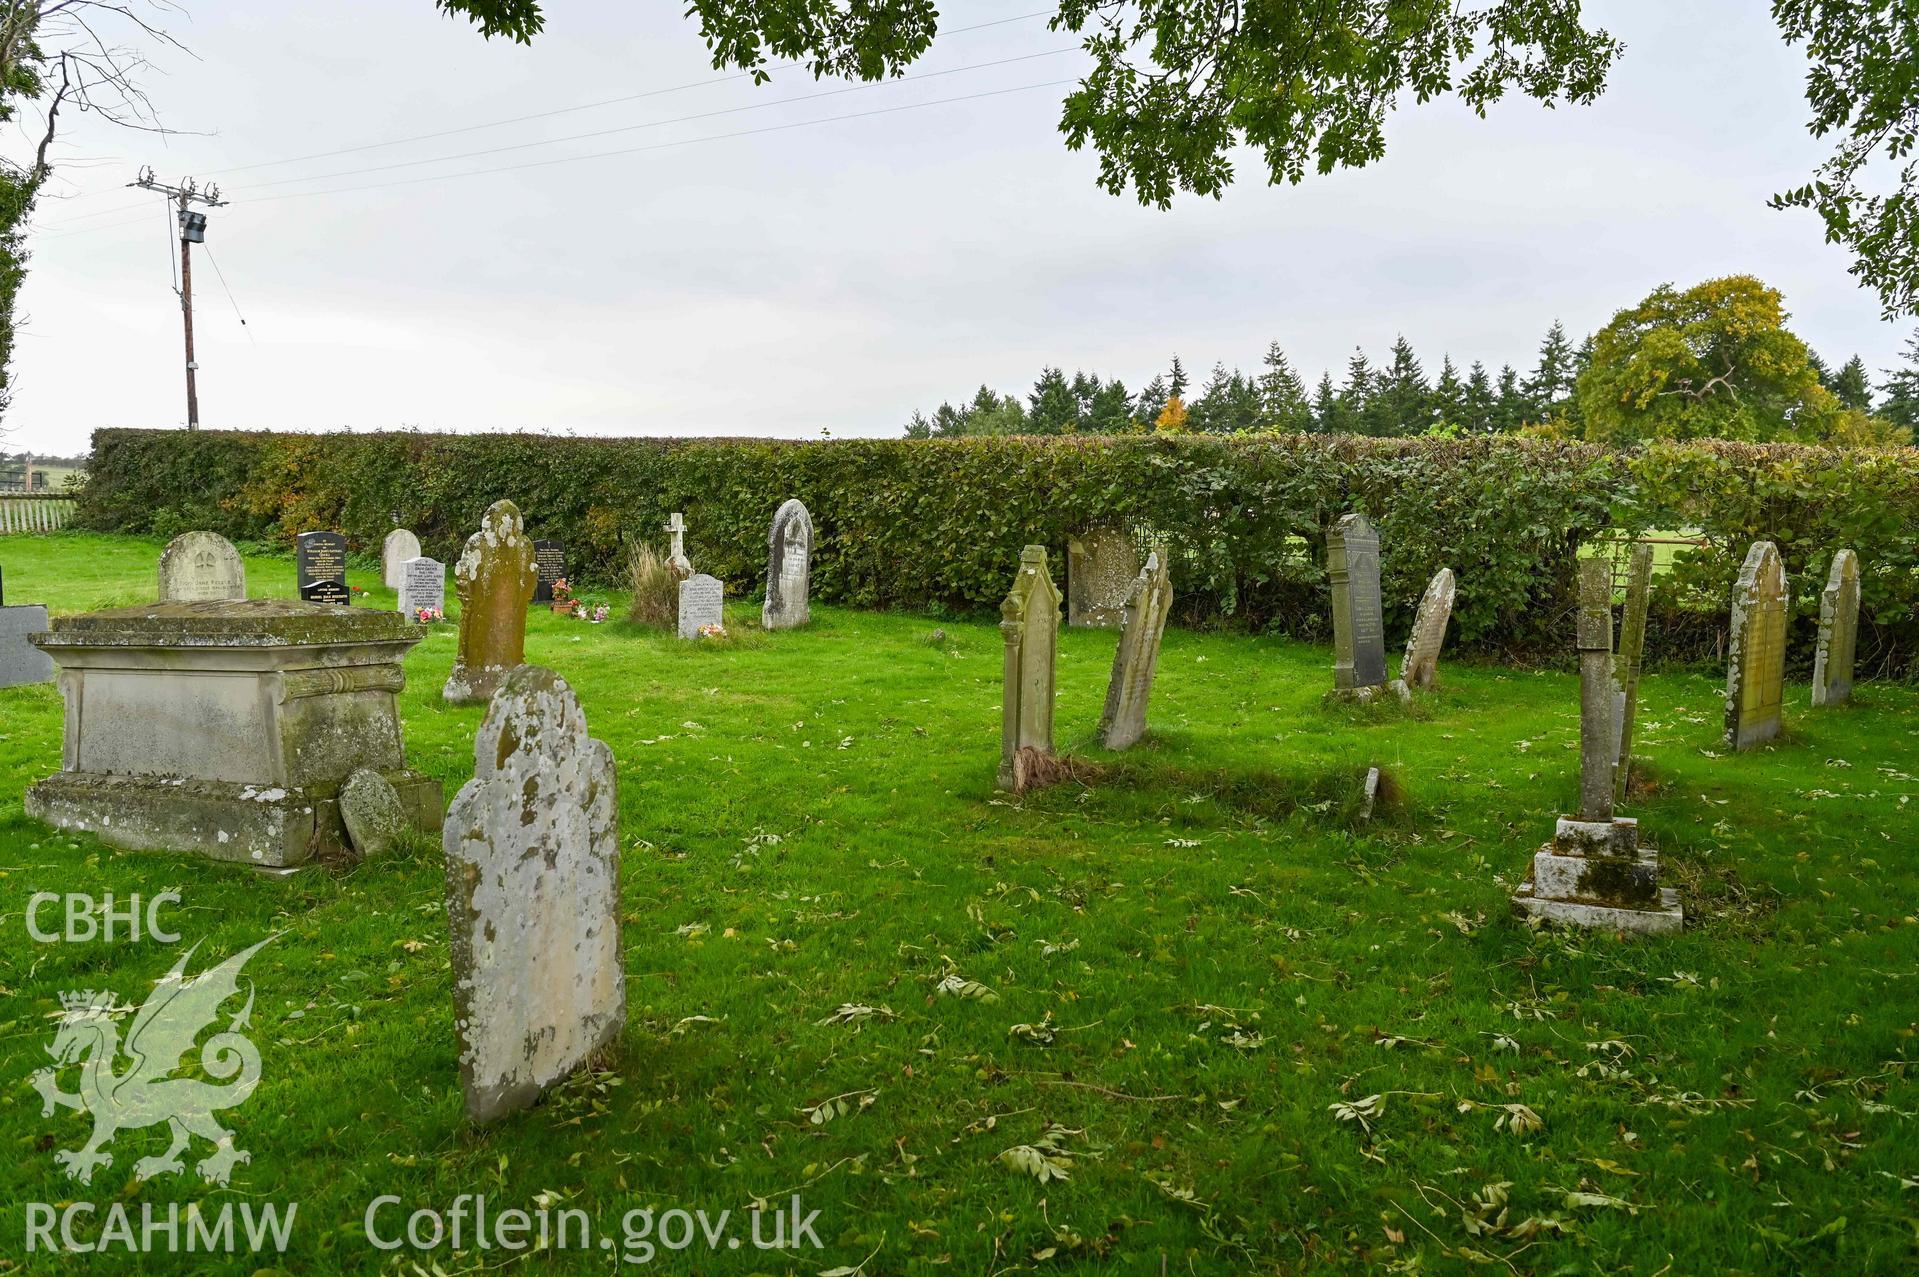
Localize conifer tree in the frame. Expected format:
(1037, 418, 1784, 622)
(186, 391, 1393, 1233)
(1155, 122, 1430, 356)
(1027, 367, 1079, 433)
(1168, 355, 1189, 401)
(1463, 361, 1497, 433)
(1828, 355, 1874, 411)
(1369, 335, 1430, 434)
(1312, 372, 1339, 433)
(1493, 364, 1528, 431)
(1134, 374, 1170, 430)
(1431, 356, 1467, 431)
(1155, 394, 1189, 432)
(1524, 319, 1578, 420)
(1085, 375, 1135, 433)
(1256, 341, 1314, 432)
(1881, 330, 1919, 430)
(1335, 348, 1373, 434)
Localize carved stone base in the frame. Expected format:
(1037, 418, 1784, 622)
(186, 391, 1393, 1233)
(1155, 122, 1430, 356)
(1512, 886, 1684, 936)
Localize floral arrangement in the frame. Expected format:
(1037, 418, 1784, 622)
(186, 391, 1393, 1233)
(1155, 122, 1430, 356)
(413, 606, 445, 624)
(698, 622, 728, 640)
(573, 602, 611, 624)
(552, 578, 572, 601)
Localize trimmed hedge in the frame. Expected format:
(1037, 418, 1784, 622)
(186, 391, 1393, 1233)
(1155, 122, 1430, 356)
(77, 428, 1919, 671)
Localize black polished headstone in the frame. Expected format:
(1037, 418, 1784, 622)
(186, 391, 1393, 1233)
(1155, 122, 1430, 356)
(531, 539, 567, 605)
(296, 531, 350, 605)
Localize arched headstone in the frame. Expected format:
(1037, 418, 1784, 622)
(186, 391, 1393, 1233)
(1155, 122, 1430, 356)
(444, 501, 537, 704)
(762, 499, 813, 630)
(382, 529, 422, 590)
(157, 531, 246, 603)
(1724, 540, 1788, 750)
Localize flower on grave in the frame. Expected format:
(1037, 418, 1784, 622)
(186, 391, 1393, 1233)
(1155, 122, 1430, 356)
(552, 578, 573, 602)
(414, 606, 444, 624)
(698, 623, 728, 640)
(590, 604, 611, 623)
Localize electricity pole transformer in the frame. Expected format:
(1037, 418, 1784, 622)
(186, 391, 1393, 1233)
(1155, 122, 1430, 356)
(131, 168, 226, 430)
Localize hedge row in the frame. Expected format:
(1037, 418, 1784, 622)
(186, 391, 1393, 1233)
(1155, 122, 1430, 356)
(76, 428, 1919, 672)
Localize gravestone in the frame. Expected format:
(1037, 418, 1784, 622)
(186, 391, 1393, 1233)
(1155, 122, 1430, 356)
(1392, 567, 1455, 697)
(157, 531, 246, 603)
(1724, 540, 1788, 750)
(664, 513, 692, 577)
(339, 768, 408, 860)
(444, 666, 623, 1125)
(444, 500, 538, 705)
(531, 539, 567, 605)
(1097, 551, 1172, 750)
(397, 556, 446, 618)
(1512, 557, 1681, 935)
(0, 602, 54, 688)
(1327, 513, 1387, 699)
(296, 531, 349, 605)
(761, 499, 813, 630)
(997, 545, 1062, 793)
(677, 573, 724, 638)
(1066, 527, 1141, 628)
(382, 529, 422, 591)
(1811, 549, 1859, 708)
(1612, 544, 1654, 802)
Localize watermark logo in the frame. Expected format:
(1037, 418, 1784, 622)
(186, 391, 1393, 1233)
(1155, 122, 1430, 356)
(26, 890, 181, 943)
(33, 936, 272, 1186)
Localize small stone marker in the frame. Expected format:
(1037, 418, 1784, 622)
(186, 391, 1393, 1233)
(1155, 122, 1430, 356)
(296, 531, 350, 605)
(1612, 544, 1654, 802)
(1811, 549, 1859, 708)
(1097, 550, 1172, 750)
(443, 666, 623, 1125)
(1512, 557, 1681, 935)
(997, 545, 1062, 792)
(444, 500, 538, 705)
(761, 499, 813, 630)
(382, 529, 422, 591)
(1066, 527, 1141, 628)
(664, 513, 692, 577)
(397, 556, 445, 618)
(1392, 566, 1455, 697)
(531, 539, 567, 605)
(1724, 540, 1788, 750)
(157, 531, 246, 603)
(677, 573, 724, 638)
(1359, 767, 1381, 822)
(339, 768, 409, 860)
(1327, 513, 1387, 699)
(0, 602, 54, 688)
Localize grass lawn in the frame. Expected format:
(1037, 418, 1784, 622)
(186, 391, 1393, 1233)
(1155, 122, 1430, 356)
(1, 531, 1915, 1274)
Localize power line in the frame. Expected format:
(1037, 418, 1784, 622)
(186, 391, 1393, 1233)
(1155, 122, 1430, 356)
(200, 241, 252, 341)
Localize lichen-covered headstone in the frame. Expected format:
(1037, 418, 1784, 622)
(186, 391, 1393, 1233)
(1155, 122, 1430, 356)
(998, 546, 1062, 792)
(1612, 543, 1654, 802)
(443, 667, 622, 1124)
(1392, 567, 1455, 696)
(397, 556, 445, 618)
(1327, 513, 1387, 700)
(677, 573, 724, 638)
(339, 767, 408, 859)
(444, 500, 537, 705)
(1097, 551, 1172, 750)
(382, 529, 422, 591)
(664, 512, 692, 577)
(157, 531, 246, 603)
(1067, 527, 1140, 628)
(1811, 549, 1859, 708)
(1724, 540, 1788, 750)
(761, 499, 813, 630)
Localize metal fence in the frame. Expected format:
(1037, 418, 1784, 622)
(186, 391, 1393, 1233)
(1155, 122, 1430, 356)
(0, 493, 76, 534)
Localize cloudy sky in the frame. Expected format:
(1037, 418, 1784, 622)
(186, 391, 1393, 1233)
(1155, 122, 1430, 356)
(6, 0, 1913, 455)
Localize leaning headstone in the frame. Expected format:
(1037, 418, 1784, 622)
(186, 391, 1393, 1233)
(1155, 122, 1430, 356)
(444, 501, 538, 705)
(1612, 544, 1654, 802)
(157, 531, 246, 603)
(1512, 558, 1681, 935)
(761, 499, 813, 630)
(444, 666, 623, 1125)
(296, 531, 350, 605)
(0, 602, 54, 688)
(997, 545, 1062, 792)
(1811, 549, 1860, 708)
(1724, 540, 1788, 750)
(1066, 527, 1141, 628)
(382, 529, 422, 591)
(1327, 513, 1387, 700)
(677, 573, 724, 639)
(531, 539, 567, 605)
(1096, 550, 1172, 750)
(397, 556, 446, 618)
(664, 513, 692, 577)
(339, 767, 409, 860)
(1391, 566, 1455, 697)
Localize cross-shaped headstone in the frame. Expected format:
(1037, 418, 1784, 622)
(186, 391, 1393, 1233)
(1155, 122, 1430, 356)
(665, 512, 691, 575)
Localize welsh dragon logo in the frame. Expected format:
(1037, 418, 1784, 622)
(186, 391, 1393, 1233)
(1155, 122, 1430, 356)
(32, 937, 273, 1186)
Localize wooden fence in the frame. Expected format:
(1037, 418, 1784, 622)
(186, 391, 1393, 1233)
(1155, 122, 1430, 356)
(0, 493, 76, 534)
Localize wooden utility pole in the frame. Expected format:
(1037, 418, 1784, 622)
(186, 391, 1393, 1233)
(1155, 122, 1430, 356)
(131, 169, 225, 430)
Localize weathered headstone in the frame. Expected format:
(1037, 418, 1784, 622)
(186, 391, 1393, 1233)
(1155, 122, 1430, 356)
(761, 499, 813, 630)
(677, 573, 724, 639)
(444, 666, 623, 1125)
(531, 539, 567, 605)
(664, 513, 692, 577)
(296, 531, 350, 605)
(339, 767, 408, 860)
(1724, 540, 1788, 750)
(1097, 550, 1172, 750)
(1067, 527, 1141, 628)
(997, 545, 1062, 792)
(382, 529, 422, 591)
(1327, 513, 1387, 699)
(1392, 566, 1455, 697)
(1612, 544, 1654, 802)
(1811, 548, 1859, 708)
(1512, 557, 1681, 935)
(0, 602, 54, 688)
(444, 501, 538, 705)
(157, 531, 246, 603)
(397, 556, 446, 618)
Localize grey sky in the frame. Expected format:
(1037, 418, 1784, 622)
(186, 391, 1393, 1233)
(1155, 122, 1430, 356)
(7, 0, 1912, 455)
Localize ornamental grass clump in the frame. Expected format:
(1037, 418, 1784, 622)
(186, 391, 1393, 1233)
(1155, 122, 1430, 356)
(626, 543, 678, 628)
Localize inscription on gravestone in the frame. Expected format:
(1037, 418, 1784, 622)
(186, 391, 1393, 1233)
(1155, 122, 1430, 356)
(677, 573, 724, 639)
(296, 531, 350, 605)
(1724, 540, 1788, 750)
(398, 556, 446, 617)
(157, 531, 246, 603)
(761, 500, 813, 630)
(1328, 513, 1386, 696)
(531, 539, 567, 605)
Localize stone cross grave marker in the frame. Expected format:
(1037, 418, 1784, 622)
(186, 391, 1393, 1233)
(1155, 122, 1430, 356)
(1724, 540, 1788, 750)
(1811, 549, 1859, 708)
(1327, 513, 1386, 698)
(1393, 566, 1455, 696)
(761, 499, 813, 630)
(296, 531, 349, 605)
(1066, 527, 1141, 628)
(444, 500, 538, 704)
(444, 666, 623, 1124)
(157, 530, 246, 603)
(665, 512, 691, 576)
(382, 529, 422, 590)
(1612, 543, 1654, 802)
(398, 556, 445, 618)
(531, 539, 567, 605)
(1097, 550, 1172, 750)
(998, 545, 1062, 792)
(677, 572, 724, 638)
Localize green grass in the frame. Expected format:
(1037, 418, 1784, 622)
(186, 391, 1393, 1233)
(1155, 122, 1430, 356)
(1, 531, 1916, 1274)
